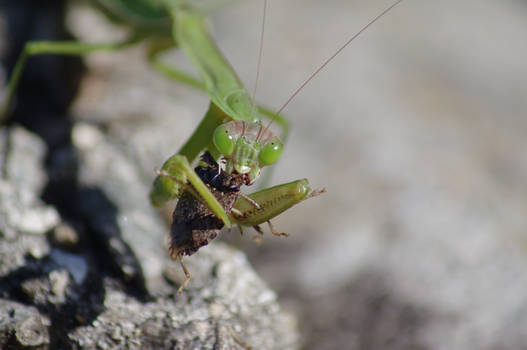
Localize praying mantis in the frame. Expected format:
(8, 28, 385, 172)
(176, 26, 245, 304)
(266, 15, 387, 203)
(1, 0, 404, 291)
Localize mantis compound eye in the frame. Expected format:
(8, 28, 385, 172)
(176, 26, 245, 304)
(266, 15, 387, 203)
(213, 124, 235, 156)
(259, 137, 283, 166)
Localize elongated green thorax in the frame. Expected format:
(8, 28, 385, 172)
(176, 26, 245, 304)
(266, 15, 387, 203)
(172, 8, 257, 123)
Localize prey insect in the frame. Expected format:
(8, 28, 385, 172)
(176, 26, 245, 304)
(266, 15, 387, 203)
(161, 150, 321, 293)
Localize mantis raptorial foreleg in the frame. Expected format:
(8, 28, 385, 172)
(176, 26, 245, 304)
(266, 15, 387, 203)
(149, 102, 227, 207)
(153, 152, 232, 227)
(155, 155, 323, 238)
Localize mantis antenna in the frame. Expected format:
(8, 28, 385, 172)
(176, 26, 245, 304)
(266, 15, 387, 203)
(260, 0, 406, 138)
(252, 0, 268, 141)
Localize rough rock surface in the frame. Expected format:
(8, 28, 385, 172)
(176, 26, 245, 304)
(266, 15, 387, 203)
(0, 127, 59, 242)
(69, 246, 297, 350)
(0, 300, 51, 349)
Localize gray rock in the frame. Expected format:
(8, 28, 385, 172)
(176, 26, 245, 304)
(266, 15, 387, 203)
(0, 299, 51, 349)
(69, 244, 298, 350)
(0, 127, 84, 348)
(20, 268, 75, 307)
(0, 127, 60, 239)
(73, 122, 169, 293)
(0, 127, 54, 276)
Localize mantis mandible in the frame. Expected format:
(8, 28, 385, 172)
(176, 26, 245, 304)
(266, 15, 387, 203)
(1, 0, 404, 292)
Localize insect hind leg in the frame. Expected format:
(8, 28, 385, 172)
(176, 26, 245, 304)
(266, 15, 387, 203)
(177, 256, 191, 294)
(267, 220, 289, 237)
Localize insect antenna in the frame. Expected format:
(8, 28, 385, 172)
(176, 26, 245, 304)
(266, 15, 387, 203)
(260, 0, 406, 137)
(250, 0, 268, 141)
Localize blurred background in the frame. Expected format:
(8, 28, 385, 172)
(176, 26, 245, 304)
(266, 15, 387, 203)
(4, 0, 527, 348)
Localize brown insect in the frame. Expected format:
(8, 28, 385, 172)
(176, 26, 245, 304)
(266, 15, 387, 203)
(168, 152, 250, 293)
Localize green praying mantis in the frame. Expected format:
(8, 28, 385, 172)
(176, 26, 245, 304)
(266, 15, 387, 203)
(1, 0, 404, 291)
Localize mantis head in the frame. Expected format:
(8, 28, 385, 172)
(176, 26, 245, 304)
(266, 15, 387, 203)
(213, 121, 283, 184)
